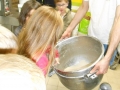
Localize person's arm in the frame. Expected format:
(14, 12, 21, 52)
(90, 5, 120, 75)
(61, 1, 89, 39)
(105, 5, 120, 62)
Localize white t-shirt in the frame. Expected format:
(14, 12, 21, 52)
(84, 0, 120, 44)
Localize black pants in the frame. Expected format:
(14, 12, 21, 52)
(36, 0, 72, 10)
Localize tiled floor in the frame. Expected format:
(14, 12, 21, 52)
(46, 65, 120, 90)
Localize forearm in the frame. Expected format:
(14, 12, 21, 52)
(104, 6, 120, 61)
(105, 24, 120, 61)
(68, 1, 89, 31)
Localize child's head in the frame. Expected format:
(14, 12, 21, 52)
(0, 54, 46, 90)
(54, 0, 69, 13)
(18, 6, 63, 63)
(19, 0, 41, 26)
(0, 25, 18, 54)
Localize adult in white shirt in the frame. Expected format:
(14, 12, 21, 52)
(61, 0, 120, 75)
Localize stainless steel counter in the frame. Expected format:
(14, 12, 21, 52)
(0, 0, 19, 32)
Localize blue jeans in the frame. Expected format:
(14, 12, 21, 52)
(103, 44, 117, 66)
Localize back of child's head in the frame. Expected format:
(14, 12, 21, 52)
(0, 54, 46, 90)
(18, 6, 63, 63)
(19, 0, 42, 26)
(0, 25, 18, 54)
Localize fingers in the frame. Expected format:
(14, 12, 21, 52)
(60, 33, 67, 40)
(90, 65, 99, 74)
(55, 58, 60, 64)
(60, 32, 71, 40)
(53, 58, 60, 66)
(90, 65, 101, 75)
(60, 34, 68, 40)
(90, 65, 108, 75)
(60, 36, 65, 40)
(56, 60, 60, 64)
(59, 37, 64, 41)
(90, 69, 101, 75)
(95, 69, 107, 75)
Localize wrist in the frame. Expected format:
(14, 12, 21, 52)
(103, 55, 112, 62)
(67, 26, 73, 32)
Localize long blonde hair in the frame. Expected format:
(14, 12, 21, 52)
(18, 6, 63, 66)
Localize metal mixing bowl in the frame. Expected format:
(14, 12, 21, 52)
(53, 36, 104, 90)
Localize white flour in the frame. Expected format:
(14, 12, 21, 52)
(64, 60, 89, 72)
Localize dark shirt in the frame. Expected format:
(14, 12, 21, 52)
(14, 25, 22, 36)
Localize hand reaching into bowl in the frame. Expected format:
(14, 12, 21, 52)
(53, 57, 60, 66)
(60, 27, 72, 40)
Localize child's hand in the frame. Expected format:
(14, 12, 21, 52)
(54, 57, 60, 66)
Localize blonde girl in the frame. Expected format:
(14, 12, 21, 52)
(18, 6, 63, 76)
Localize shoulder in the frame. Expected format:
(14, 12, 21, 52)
(66, 9, 72, 15)
(64, 9, 73, 19)
(36, 53, 49, 64)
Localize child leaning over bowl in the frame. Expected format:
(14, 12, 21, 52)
(17, 6, 63, 76)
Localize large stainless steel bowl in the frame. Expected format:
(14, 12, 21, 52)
(53, 36, 104, 90)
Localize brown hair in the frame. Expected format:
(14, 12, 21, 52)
(54, 0, 69, 3)
(18, 6, 63, 68)
(19, 0, 41, 26)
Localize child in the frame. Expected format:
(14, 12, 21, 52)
(0, 54, 46, 90)
(54, 0, 73, 37)
(18, 6, 63, 76)
(0, 25, 18, 54)
(14, 0, 41, 36)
